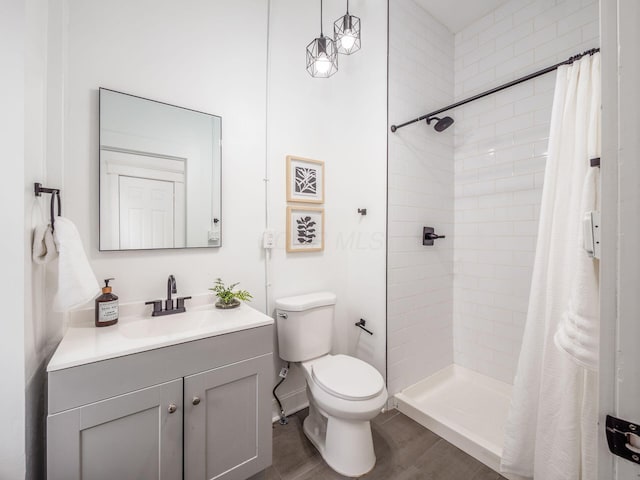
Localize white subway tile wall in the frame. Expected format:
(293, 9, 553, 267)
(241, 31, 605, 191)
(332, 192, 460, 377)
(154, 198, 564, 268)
(387, 0, 455, 396)
(453, 0, 599, 383)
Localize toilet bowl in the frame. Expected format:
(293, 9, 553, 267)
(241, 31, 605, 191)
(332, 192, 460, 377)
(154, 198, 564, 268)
(275, 292, 388, 477)
(301, 354, 387, 477)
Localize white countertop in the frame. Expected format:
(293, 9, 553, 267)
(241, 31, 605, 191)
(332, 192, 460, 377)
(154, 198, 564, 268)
(47, 300, 274, 372)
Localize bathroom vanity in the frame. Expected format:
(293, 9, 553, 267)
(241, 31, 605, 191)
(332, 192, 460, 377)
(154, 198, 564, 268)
(46, 302, 274, 480)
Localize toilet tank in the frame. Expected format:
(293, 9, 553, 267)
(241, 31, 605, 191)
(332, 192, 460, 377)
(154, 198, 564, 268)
(274, 292, 337, 362)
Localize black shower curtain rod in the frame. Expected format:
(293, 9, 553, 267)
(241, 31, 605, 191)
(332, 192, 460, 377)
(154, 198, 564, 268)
(390, 47, 600, 133)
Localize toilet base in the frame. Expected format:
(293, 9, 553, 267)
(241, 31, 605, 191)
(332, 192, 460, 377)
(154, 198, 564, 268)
(303, 396, 376, 478)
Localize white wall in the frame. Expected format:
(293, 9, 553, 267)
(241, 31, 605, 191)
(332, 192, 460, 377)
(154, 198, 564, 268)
(387, 0, 455, 396)
(0, 0, 27, 477)
(1, 0, 52, 477)
(453, 0, 599, 383)
(56, 0, 270, 310)
(267, 0, 388, 413)
(24, 0, 58, 477)
(46, 0, 388, 422)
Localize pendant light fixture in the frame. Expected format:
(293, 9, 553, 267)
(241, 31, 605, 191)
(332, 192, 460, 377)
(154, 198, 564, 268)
(334, 0, 361, 55)
(306, 0, 338, 78)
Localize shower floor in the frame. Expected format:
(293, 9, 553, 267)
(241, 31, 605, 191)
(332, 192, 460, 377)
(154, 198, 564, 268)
(395, 365, 520, 479)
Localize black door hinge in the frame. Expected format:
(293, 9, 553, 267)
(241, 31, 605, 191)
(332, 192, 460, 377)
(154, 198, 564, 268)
(606, 415, 640, 465)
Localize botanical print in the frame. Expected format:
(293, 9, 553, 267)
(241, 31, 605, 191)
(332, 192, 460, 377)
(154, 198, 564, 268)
(295, 167, 317, 195)
(287, 207, 324, 252)
(296, 215, 317, 244)
(286, 156, 324, 204)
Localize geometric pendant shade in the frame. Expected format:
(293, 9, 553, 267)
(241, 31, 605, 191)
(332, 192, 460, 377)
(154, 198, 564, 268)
(306, 0, 339, 78)
(306, 35, 339, 78)
(334, 1, 361, 55)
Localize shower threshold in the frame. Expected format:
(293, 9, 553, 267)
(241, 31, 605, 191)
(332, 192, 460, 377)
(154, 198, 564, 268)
(395, 365, 522, 480)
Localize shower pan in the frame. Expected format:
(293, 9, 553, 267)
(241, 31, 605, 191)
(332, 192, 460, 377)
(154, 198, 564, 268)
(395, 366, 512, 475)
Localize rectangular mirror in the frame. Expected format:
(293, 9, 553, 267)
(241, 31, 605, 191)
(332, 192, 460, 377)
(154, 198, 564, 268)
(99, 88, 222, 250)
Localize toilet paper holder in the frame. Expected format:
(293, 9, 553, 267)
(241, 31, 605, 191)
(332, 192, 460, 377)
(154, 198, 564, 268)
(355, 319, 373, 335)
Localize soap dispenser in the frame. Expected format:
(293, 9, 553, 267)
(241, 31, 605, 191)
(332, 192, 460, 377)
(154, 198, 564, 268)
(95, 278, 119, 327)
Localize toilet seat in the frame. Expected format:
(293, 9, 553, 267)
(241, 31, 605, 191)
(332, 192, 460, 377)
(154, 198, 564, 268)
(311, 354, 384, 401)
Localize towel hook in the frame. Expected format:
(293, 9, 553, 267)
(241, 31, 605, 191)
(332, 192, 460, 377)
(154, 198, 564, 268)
(50, 191, 61, 231)
(35, 183, 62, 231)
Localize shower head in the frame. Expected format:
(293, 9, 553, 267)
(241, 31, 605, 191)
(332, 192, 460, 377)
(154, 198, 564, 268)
(426, 115, 454, 132)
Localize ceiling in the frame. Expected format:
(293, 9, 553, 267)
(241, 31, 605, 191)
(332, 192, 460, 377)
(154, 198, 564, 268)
(414, 0, 511, 33)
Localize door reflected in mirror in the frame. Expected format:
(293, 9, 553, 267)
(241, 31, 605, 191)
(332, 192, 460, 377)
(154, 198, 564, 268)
(99, 88, 222, 250)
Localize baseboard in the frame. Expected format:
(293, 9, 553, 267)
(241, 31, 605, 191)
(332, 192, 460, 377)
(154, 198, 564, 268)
(386, 396, 398, 410)
(271, 386, 308, 423)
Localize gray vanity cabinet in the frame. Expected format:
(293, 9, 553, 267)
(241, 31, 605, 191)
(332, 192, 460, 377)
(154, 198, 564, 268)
(47, 378, 183, 480)
(47, 325, 274, 480)
(184, 355, 272, 480)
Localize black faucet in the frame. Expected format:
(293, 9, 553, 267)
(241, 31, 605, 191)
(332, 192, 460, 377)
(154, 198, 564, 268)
(166, 274, 177, 311)
(145, 275, 191, 317)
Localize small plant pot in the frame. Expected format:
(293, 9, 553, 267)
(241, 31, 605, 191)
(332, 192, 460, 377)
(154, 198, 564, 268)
(215, 298, 241, 309)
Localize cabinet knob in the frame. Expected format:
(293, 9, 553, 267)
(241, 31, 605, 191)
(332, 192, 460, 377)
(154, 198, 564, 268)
(192, 396, 201, 406)
(168, 403, 177, 414)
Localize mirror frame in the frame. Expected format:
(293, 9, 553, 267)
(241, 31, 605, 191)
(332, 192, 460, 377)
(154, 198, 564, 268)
(98, 87, 222, 251)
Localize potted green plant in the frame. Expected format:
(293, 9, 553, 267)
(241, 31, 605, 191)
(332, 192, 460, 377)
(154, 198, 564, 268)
(210, 278, 253, 309)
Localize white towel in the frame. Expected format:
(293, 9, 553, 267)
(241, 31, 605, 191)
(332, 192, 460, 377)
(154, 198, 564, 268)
(553, 187, 600, 369)
(52, 217, 101, 312)
(32, 224, 58, 264)
(553, 96, 601, 371)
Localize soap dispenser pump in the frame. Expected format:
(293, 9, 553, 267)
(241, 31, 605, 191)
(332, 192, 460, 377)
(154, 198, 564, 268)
(95, 278, 119, 327)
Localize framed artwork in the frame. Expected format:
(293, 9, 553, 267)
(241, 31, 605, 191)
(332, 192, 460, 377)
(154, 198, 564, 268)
(286, 156, 324, 204)
(286, 206, 324, 252)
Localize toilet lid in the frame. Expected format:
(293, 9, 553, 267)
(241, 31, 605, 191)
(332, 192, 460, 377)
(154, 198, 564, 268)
(311, 355, 385, 401)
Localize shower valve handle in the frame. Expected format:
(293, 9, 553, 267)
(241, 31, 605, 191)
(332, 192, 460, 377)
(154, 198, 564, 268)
(423, 226, 445, 246)
(424, 233, 446, 240)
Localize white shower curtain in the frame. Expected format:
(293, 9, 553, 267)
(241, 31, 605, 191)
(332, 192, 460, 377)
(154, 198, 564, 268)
(501, 53, 601, 480)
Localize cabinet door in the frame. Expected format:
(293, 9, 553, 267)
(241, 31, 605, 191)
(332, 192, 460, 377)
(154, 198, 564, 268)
(47, 378, 183, 480)
(184, 354, 273, 480)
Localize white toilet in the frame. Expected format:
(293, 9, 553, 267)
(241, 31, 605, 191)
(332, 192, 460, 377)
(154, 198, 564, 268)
(275, 292, 388, 477)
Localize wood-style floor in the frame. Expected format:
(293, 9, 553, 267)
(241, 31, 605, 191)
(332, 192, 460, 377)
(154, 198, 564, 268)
(267, 409, 508, 480)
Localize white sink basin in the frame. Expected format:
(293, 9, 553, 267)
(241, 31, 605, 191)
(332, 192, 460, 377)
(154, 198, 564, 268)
(120, 309, 211, 339)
